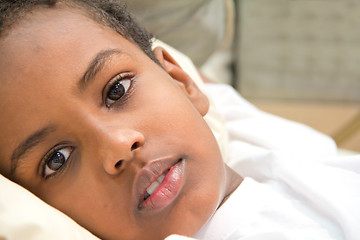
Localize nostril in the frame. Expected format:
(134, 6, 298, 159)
(115, 160, 123, 169)
(131, 142, 140, 151)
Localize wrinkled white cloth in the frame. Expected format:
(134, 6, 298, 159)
(194, 153, 360, 240)
(167, 84, 360, 240)
(204, 83, 338, 159)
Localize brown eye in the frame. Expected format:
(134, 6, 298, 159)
(105, 77, 133, 107)
(108, 80, 126, 101)
(47, 152, 65, 171)
(43, 146, 73, 178)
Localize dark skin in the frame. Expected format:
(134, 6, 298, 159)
(0, 5, 242, 240)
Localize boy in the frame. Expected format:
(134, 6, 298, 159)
(0, 0, 242, 239)
(0, 1, 359, 240)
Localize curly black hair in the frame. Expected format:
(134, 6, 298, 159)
(0, 0, 158, 62)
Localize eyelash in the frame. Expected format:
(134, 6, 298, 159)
(41, 144, 74, 179)
(103, 72, 135, 108)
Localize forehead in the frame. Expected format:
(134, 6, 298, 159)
(0, 7, 147, 172)
(0, 6, 127, 80)
(0, 5, 142, 105)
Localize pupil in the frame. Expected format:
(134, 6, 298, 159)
(108, 81, 125, 100)
(47, 152, 65, 171)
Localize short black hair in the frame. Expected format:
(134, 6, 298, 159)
(0, 0, 158, 62)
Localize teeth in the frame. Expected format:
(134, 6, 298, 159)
(144, 171, 167, 199)
(146, 181, 160, 196)
(156, 174, 165, 184)
(144, 191, 150, 200)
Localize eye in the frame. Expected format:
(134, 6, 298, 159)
(104, 72, 134, 108)
(43, 146, 73, 178)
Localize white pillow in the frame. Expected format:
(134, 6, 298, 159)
(0, 174, 100, 240)
(0, 40, 229, 240)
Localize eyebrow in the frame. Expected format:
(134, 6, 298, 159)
(10, 125, 56, 177)
(78, 49, 123, 92)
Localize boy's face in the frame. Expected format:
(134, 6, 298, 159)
(0, 7, 229, 240)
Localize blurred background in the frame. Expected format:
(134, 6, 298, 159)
(236, 0, 360, 153)
(126, 0, 360, 153)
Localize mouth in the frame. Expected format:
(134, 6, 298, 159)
(135, 157, 185, 212)
(143, 169, 169, 201)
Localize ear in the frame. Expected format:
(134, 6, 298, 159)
(153, 46, 209, 116)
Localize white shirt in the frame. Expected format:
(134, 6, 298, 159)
(195, 152, 360, 240)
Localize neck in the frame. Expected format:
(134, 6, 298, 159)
(218, 165, 243, 209)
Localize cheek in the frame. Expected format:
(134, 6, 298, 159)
(140, 85, 202, 132)
(130, 82, 224, 235)
(38, 177, 138, 239)
(157, 118, 225, 235)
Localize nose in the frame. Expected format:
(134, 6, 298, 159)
(99, 128, 145, 176)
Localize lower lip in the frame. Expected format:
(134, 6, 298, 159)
(139, 159, 185, 211)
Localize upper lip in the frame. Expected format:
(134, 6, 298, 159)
(134, 156, 182, 209)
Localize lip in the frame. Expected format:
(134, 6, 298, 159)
(135, 156, 185, 212)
